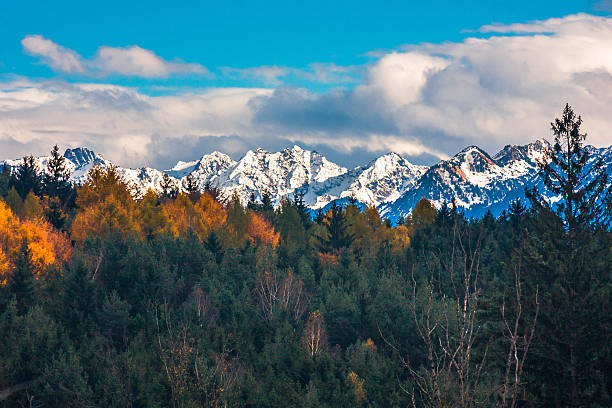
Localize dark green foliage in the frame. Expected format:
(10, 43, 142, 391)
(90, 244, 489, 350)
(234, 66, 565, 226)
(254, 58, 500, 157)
(204, 230, 224, 263)
(14, 155, 42, 199)
(534, 103, 611, 230)
(318, 203, 354, 253)
(184, 172, 201, 203)
(160, 172, 178, 199)
(1, 118, 610, 406)
(9, 239, 36, 314)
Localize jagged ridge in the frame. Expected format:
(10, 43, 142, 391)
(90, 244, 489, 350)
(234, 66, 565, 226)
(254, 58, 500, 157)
(2, 139, 611, 220)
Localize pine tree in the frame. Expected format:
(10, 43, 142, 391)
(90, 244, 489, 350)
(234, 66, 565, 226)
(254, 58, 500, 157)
(160, 173, 178, 200)
(184, 173, 201, 203)
(14, 156, 42, 199)
(319, 203, 354, 253)
(203, 180, 221, 202)
(44, 144, 72, 201)
(293, 190, 311, 228)
(533, 103, 611, 231)
(523, 104, 612, 407)
(204, 230, 224, 264)
(247, 192, 258, 210)
(10, 239, 36, 314)
(0, 164, 10, 198)
(261, 192, 274, 213)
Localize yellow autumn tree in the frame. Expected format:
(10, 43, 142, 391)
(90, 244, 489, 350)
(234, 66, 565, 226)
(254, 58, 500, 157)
(71, 166, 141, 242)
(247, 212, 280, 248)
(163, 193, 198, 238)
(194, 192, 227, 234)
(0, 199, 72, 284)
(138, 189, 172, 238)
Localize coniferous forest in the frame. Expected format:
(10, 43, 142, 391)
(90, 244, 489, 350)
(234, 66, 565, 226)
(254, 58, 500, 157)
(0, 106, 611, 407)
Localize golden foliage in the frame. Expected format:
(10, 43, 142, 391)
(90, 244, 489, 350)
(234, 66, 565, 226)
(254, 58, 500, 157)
(161, 192, 227, 241)
(138, 190, 172, 238)
(72, 166, 141, 242)
(194, 192, 226, 233)
(390, 224, 412, 250)
(0, 199, 72, 284)
(247, 212, 280, 248)
(346, 371, 367, 403)
(72, 194, 141, 242)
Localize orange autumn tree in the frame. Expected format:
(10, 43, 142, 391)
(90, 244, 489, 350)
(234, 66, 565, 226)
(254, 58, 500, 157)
(247, 211, 280, 248)
(71, 166, 142, 242)
(0, 199, 72, 284)
(162, 192, 227, 240)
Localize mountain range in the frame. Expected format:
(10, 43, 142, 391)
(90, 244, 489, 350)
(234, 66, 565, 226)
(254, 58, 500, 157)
(2, 140, 611, 220)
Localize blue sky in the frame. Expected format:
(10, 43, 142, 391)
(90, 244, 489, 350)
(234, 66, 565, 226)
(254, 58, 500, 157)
(1, 0, 602, 88)
(1, 1, 611, 168)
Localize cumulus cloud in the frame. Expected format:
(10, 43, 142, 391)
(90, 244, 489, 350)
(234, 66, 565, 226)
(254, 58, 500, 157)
(22, 35, 209, 78)
(251, 13, 612, 156)
(6, 14, 612, 169)
(22, 35, 85, 73)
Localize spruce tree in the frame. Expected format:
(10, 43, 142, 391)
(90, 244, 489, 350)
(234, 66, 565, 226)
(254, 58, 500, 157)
(204, 230, 224, 264)
(10, 239, 36, 314)
(184, 173, 200, 203)
(14, 155, 42, 199)
(44, 145, 71, 200)
(0, 164, 10, 197)
(533, 103, 611, 231)
(293, 190, 311, 228)
(160, 173, 178, 200)
(319, 203, 354, 253)
(523, 104, 612, 407)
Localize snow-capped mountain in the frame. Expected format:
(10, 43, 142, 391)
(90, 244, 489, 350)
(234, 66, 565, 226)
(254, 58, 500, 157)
(380, 140, 552, 220)
(212, 145, 347, 205)
(1, 147, 111, 184)
(304, 153, 427, 209)
(2, 139, 610, 220)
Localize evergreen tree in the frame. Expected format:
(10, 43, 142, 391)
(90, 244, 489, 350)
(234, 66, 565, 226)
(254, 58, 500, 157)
(204, 230, 224, 264)
(261, 192, 274, 214)
(293, 189, 311, 228)
(203, 180, 222, 201)
(184, 172, 201, 203)
(319, 203, 354, 253)
(10, 239, 36, 314)
(44, 145, 72, 200)
(533, 103, 611, 230)
(160, 173, 178, 200)
(247, 192, 259, 210)
(0, 164, 10, 198)
(523, 104, 612, 407)
(14, 155, 42, 199)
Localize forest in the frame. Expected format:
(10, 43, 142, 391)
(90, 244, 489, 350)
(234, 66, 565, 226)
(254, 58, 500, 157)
(0, 105, 610, 407)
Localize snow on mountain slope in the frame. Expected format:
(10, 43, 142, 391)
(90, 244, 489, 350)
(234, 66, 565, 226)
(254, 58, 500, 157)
(1, 147, 111, 184)
(212, 145, 347, 205)
(304, 152, 427, 209)
(380, 140, 553, 220)
(2, 139, 610, 221)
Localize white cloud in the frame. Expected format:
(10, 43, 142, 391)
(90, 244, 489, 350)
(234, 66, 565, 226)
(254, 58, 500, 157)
(22, 35, 85, 73)
(21, 35, 209, 78)
(94, 45, 208, 78)
(7, 14, 612, 168)
(0, 79, 269, 167)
